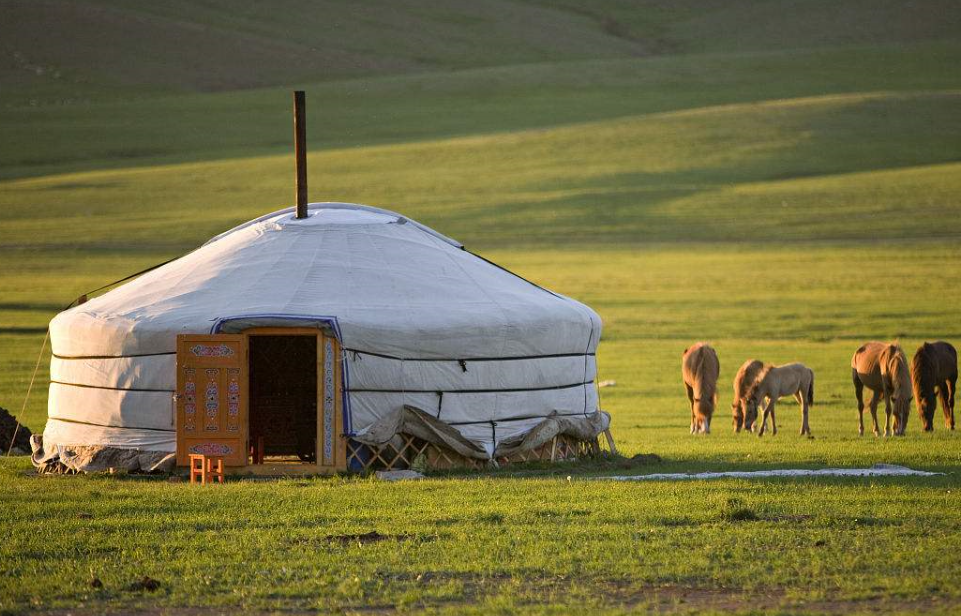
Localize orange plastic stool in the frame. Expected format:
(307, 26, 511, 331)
(189, 454, 225, 485)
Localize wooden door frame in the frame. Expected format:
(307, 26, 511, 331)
(242, 327, 346, 474)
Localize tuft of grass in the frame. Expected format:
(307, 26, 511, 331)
(719, 497, 759, 522)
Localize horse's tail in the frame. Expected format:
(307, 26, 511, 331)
(807, 370, 815, 405)
(851, 367, 861, 395)
(692, 346, 719, 403)
(692, 348, 707, 395)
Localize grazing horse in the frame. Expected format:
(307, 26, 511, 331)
(746, 363, 815, 437)
(682, 343, 720, 434)
(731, 359, 767, 432)
(911, 341, 957, 431)
(852, 342, 912, 436)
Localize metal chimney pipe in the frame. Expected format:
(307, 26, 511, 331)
(293, 90, 308, 219)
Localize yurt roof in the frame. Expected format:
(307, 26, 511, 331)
(50, 202, 601, 361)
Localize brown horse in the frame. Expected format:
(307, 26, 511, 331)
(731, 359, 767, 432)
(682, 343, 720, 434)
(911, 341, 957, 431)
(745, 363, 815, 437)
(852, 342, 912, 436)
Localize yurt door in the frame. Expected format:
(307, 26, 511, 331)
(243, 329, 345, 471)
(175, 334, 248, 466)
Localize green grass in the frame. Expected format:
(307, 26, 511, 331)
(2, 463, 960, 615)
(3, 1, 961, 613)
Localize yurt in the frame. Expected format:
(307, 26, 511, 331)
(33, 202, 611, 474)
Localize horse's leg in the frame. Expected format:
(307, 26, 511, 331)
(884, 387, 895, 437)
(795, 391, 809, 436)
(868, 389, 881, 437)
(686, 384, 696, 434)
(853, 370, 865, 436)
(883, 391, 893, 437)
(948, 377, 957, 430)
(940, 379, 955, 430)
(764, 398, 778, 436)
(757, 397, 769, 437)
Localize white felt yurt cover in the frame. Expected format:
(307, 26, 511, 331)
(36, 203, 605, 471)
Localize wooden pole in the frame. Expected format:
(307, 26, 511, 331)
(603, 428, 618, 456)
(293, 90, 308, 219)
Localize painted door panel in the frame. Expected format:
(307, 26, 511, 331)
(176, 334, 247, 466)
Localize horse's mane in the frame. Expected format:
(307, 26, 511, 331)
(883, 343, 910, 395)
(736, 360, 766, 399)
(748, 363, 775, 402)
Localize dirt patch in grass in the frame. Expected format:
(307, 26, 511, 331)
(322, 531, 435, 546)
(125, 576, 162, 593)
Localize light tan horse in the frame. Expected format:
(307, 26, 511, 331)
(745, 363, 815, 437)
(731, 359, 767, 433)
(852, 341, 912, 436)
(682, 343, 720, 434)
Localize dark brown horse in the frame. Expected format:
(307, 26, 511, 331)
(911, 341, 957, 431)
(852, 342, 912, 436)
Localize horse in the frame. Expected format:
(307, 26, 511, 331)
(731, 359, 767, 432)
(911, 341, 957, 431)
(682, 343, 720, 434)
(745, 363, 815, 437)
(851, 342, 912, 436)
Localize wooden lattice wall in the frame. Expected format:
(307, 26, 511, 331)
(345, 431, 614, 473)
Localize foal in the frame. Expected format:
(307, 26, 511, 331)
(747, 363, 815, 437)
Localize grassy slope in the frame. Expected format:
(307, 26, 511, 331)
(3, 1, 961, 613)
(4, 82, 961, 247)
(4, 43, 959, 180)
(5, 0, 957, 107)
(0, 0, 644, 104)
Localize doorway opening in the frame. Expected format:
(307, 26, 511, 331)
(248, 334, 317, 464)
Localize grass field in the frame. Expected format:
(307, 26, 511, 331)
(2, 1, 961, 614)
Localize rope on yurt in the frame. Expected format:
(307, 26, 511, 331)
(6, 329, 49, 456)
(77, 256, 179, 299)
(5, 256, 179, 457)
(595, 351, 605, 412)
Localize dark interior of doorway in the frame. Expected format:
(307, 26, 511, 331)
(248, 335, 317, 463)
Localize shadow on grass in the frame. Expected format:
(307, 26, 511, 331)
(6, 451, 957, 486)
